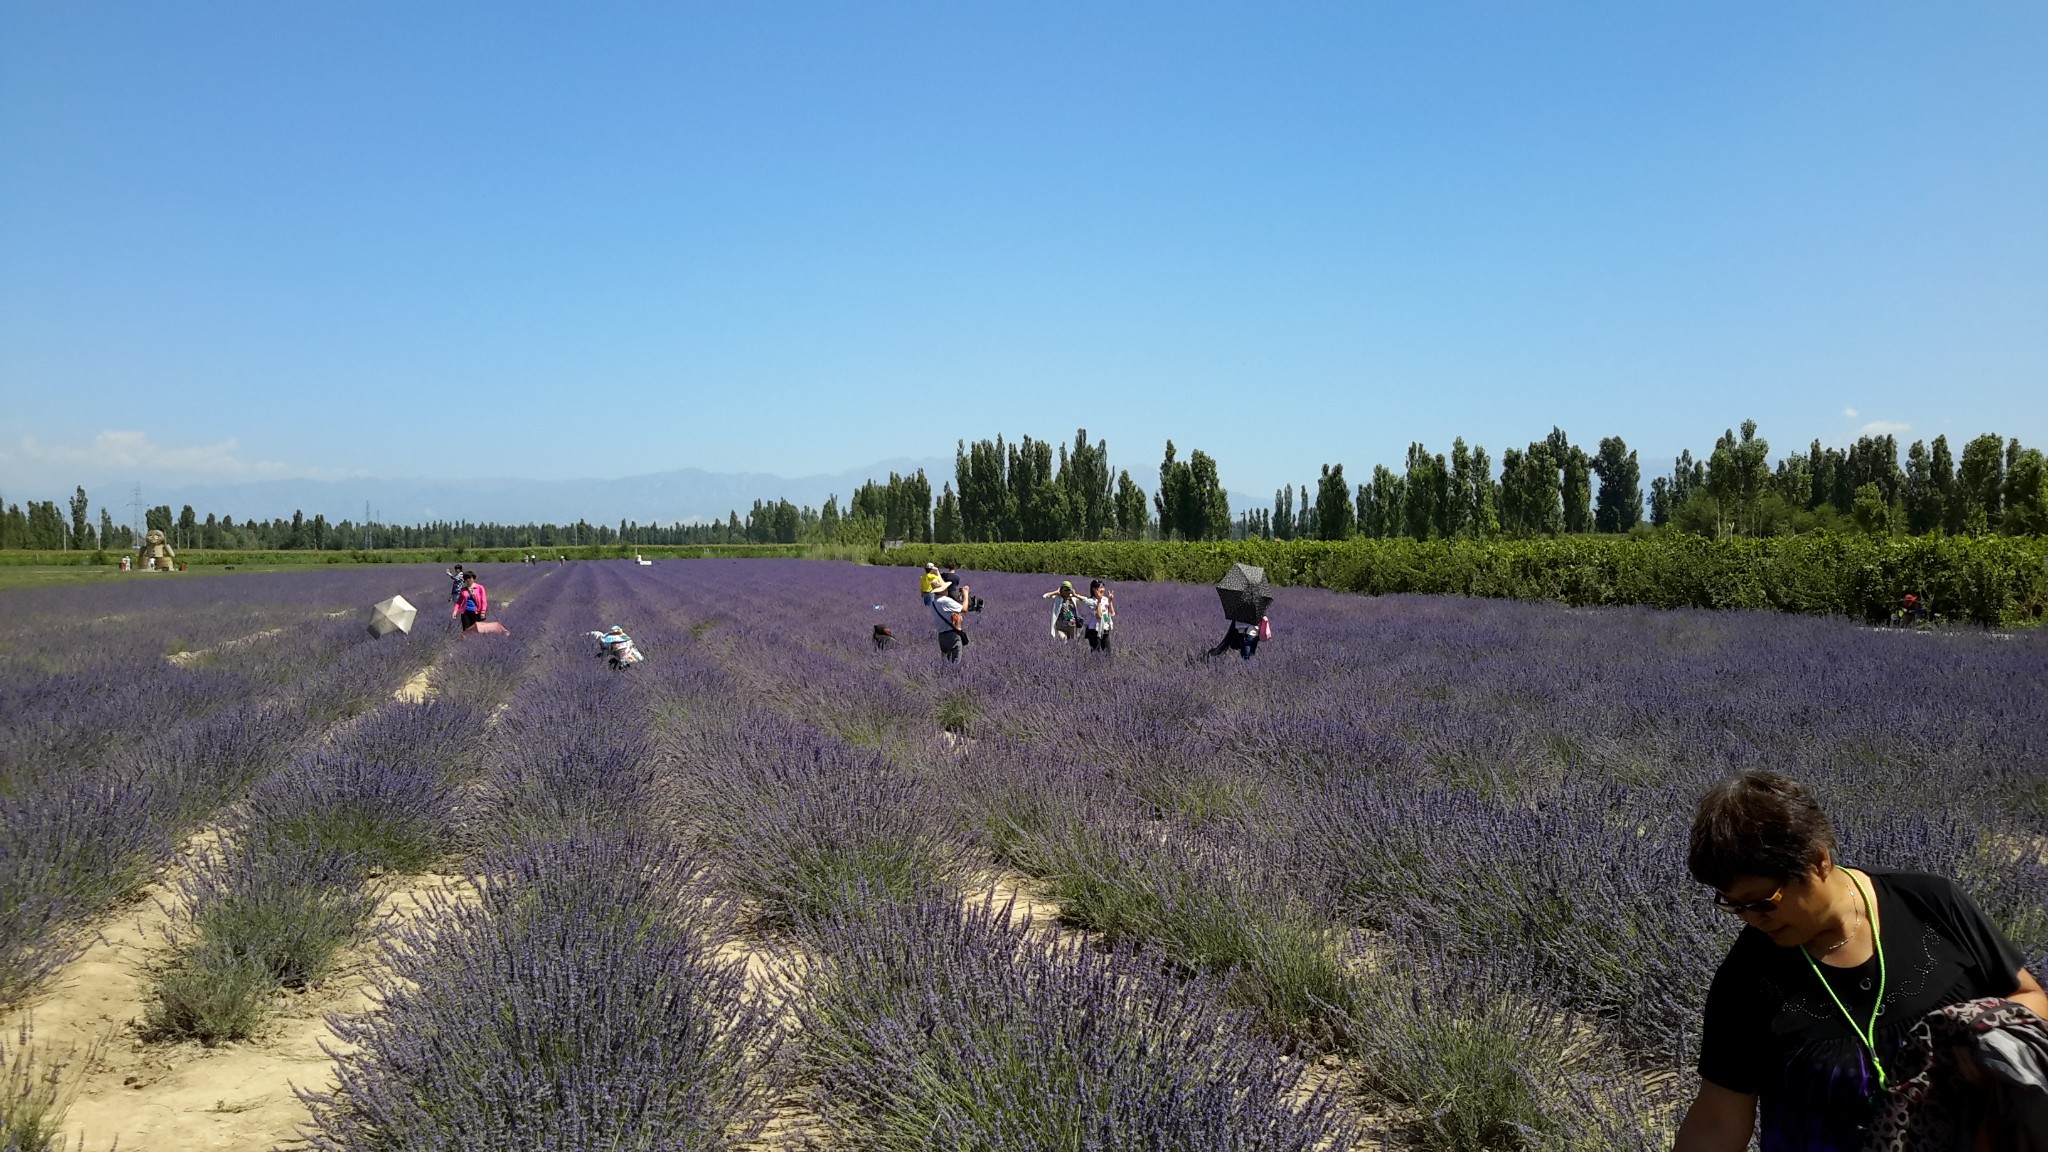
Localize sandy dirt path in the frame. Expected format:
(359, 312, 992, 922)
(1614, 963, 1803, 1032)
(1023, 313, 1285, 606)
(5, 854, 466, 1152)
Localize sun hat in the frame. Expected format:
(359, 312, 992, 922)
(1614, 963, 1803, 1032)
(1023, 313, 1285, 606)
(1060, 580, 1073, 590)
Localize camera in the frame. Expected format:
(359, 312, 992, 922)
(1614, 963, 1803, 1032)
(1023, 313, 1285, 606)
(967, 595, 985, 614)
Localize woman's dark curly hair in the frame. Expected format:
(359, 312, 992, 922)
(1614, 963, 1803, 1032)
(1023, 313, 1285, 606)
(1687, 771, 1837, 891)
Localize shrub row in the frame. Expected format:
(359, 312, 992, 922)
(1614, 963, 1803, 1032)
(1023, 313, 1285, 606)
(873, 533, 2048, 625)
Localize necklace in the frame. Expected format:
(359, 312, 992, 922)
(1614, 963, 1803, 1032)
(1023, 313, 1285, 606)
(1811, 894, 1864, 954)
(1803, 870, 1890, 1091)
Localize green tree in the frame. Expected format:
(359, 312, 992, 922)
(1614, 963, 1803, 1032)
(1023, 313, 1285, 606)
(1445, 439, 1486, 539)
(1932, 435, 1961, 534)
(1704, 421, 1771, 535)
(1503, 444, 1562, 536)
(1957, 433, 2005, 533)
(1561, 446, 1592, 533)
(1112, 470, 1149, 539)
(1155, 441, 1192, 540)
(819, 495, 841, 542)
(1357, 466, 1404, 539)
(1850, 482, 1892, 534)
(1650, 449, 1704, 525)
(1187, 450, 1229, 540)
(1055, 429, 1113, 540)
(956, 437, 1013, 542)
(1401, 443, 1439, 540)
(26, 500, 65, 548)
(1466, 443, 1499, 537)
(68, 486, 90, 550)
(933, 484, 962, 544)
(2001, 445, 2048, 535)
(1008, 439, 1064, 541)
(1272, 487, 1295, 541)
(99, 508, 115, 552)
(1903, 440, 1943, 534)
(1314, 464, 1353, 540)
(1591, 437, 1643, 533)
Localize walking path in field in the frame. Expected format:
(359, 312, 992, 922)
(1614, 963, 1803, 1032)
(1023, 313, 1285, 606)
(3, 833, 469, 1152)
(13, 585, 545, 1150)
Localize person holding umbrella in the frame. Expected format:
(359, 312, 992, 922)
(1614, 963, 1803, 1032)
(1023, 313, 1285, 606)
(1208, 562, 1272, 660)
(1211, 618, 1261, 659)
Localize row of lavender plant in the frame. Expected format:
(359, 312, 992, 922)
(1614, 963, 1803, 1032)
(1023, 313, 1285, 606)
(589, 566, 1360, 1149)
(0, 564, 516, 780)
(0, 564, 472, 671)
(0, 592, 475, 1010)
(139, 567, 568, 1042)
(645, 559, 2046, 1150)
(303, 564, 1355, 1148)
(302, 564, 790, 1149)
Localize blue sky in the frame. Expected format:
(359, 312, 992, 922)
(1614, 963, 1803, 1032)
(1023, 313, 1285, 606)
(2, 2, 2043, 505)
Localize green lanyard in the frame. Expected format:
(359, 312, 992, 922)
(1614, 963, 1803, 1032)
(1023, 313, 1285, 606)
(1803, 870, 1889, 1091)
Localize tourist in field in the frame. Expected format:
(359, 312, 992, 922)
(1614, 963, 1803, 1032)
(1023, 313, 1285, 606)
(592, 625, 642, 669)
(455, 571, 489, 631)
(1674, 771, 2048, 1152)
(920, 562, 943, 606)
(1209, 616, 1265, 660)
(1042, 581, 1088, 641)
(930, 587, 969, 662)
(1082, 579, 1115, 653)
(449, 569, 472, 628)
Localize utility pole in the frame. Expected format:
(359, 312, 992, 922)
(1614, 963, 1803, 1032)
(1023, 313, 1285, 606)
(128, 484, 144, 549)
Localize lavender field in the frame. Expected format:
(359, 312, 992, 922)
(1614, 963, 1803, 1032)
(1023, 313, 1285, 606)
(3, 558, 2045, 1151)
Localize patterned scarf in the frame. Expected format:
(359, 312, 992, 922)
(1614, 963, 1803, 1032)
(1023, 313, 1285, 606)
(1863, 996, 2048, 1152)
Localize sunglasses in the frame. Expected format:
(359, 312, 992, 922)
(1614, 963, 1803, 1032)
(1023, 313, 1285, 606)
(1711, 886, 1785, 917)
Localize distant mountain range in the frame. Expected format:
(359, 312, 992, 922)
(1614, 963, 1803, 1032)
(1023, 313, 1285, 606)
(155, 458, 955, 525)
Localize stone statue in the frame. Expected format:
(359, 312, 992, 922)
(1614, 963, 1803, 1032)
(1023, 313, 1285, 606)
(143, 529, 177, 571)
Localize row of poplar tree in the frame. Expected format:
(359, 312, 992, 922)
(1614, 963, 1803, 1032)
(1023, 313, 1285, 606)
(0, 488, 141, 552)
(8, 423, 2044, 550)
(846, 423, 2046, 544)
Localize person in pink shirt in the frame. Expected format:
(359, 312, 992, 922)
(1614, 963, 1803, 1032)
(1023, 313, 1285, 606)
(455, 571, 489, 631)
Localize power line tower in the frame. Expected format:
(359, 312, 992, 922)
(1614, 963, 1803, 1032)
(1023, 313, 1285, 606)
(128, 483, 145, 546)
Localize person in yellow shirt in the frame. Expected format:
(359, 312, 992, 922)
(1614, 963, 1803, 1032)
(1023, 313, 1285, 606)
(920, 562, 943, 605)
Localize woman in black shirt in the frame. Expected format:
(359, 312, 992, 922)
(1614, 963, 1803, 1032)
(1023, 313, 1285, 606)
(1672, 772, 2047, 1152)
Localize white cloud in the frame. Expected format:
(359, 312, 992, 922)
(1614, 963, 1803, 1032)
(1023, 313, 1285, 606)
(0, 430, 296, 478)
(1856, 420, 1911, 437)
(1843, 407, 1859, 419)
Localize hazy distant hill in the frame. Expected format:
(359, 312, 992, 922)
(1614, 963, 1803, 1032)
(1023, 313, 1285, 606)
(156, 458, 954, 525)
